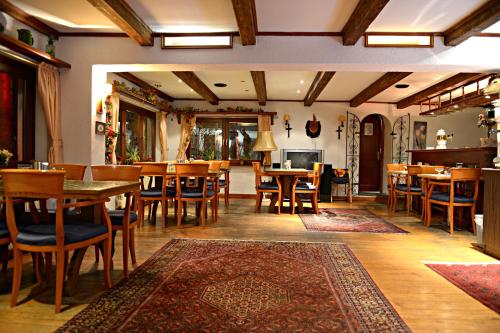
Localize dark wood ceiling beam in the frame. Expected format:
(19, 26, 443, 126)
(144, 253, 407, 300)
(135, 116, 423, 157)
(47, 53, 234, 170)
(341, 0, 389, 45)
(231, 0, 257, 45)
(304, 71, 336, 107)
(350, 72, 412, 107)
(0, 0, 59, 38)
(172, 71, 219, 105)
(396, 73, 484, 109)
(115, 72, 173, 102)
(444, 0, 500, 46)
(87, 0, 153, 46)
(250, 71, 266, 105)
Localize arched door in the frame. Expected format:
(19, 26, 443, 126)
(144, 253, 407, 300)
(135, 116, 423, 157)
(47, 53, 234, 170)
(359, 114, 384, 192)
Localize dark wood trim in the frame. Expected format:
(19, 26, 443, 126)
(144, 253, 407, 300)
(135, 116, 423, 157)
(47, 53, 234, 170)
(228, 193, 256, 199)
(341, 0, 390, 45)
(304, 72, 322, 103)
(59, 32, 129, 37)
(250, 71, 266, 106)
(0, 33, 70, 68)
(304, 72, 336, 106)
(350, 72, 412, 107)
(173, 98, 396, 104)
(86, 0, 153, 46)
(160, 33, 233, 49)
(364, 34, 434, 48)
(174, 110, 277, 117)
(231, 0, 257, 45)
(396, 73, 485, 109)
(0, 0, 60, 38)
(172, 71, 219, 105)
(257, 31, 343, 36)
(419, 92, 498, 116)
(114, 72, 173, 101)
(114, 86, 166, 111)
(444, 0, 500, 46)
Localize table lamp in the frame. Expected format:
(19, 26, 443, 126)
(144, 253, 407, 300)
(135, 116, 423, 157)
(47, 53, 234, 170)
(253, 131, 277, 166)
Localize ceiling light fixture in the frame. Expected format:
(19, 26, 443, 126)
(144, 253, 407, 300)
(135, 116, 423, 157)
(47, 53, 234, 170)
(395, 83, 410, 89)
(485, 95, 491, 99)
(453, 105, 458, 108)
(296, 90, 301, 94)
(214, 83, 227, 87)
(300, 80, 304, 85)
(162, 33, 233, 49)
(178, 79, 182, 83)
(365, 33, 433, 48)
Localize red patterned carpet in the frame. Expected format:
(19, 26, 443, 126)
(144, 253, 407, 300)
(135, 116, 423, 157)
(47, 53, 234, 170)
(57, 239, 410, 332)
(426, 262, 500, 314)
(299, 208, 408, 233)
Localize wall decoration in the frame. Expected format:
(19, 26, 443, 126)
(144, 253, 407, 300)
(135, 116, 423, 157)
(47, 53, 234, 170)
(95, 121, 106, 135)
(17, 29, 33, 45)
(413, 121, 427, 149)
(363, 123, 373, 136)
(305, 114, 321, 138)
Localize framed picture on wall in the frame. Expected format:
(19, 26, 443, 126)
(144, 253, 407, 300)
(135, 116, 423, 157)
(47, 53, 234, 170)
(413, 121, 427, 149)
(364, 123, 373, 136)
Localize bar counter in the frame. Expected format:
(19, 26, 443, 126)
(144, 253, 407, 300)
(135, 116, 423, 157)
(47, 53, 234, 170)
(408, 147, 496, 168)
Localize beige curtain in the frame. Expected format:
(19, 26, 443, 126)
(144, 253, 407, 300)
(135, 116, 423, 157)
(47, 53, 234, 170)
(37, 62, 63, 163)
(176, 114, 196, 160)
(258, 114, 272, 165)
(108, 92, 120, 164)
(159, 112, 169, 161)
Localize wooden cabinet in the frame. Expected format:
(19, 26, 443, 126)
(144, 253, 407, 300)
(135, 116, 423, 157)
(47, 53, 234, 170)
(483, 169, 500, 259)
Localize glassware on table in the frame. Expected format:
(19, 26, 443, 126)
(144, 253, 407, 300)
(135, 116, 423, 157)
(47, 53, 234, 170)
(435, 167, 444, 174)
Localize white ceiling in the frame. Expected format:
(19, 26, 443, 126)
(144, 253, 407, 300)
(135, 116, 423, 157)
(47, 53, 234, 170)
(318, 72, 385, 100)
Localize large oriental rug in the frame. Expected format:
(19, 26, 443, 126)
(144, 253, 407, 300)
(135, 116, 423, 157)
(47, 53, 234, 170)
(426, 262, 500, 314)
(299, 208, 408, 233)
(57, 239, 410, 332)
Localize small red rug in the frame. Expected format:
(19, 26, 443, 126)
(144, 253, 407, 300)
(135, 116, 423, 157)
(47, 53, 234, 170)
(299, 208, 408, 233)
(57, 239, 410, 332)
(426, 262, 500, 314)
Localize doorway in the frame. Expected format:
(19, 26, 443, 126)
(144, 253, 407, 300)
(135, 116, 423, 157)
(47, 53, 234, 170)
(359, 114, 384, 193)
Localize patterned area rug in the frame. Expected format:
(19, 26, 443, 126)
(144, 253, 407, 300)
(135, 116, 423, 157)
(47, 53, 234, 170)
(57, 239, 410, 332)
(299, 208, 408, 233)
(426, 262, 500, 314)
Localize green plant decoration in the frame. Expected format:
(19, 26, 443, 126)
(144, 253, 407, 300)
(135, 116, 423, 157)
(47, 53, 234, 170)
(126, 145, 140, 164)
(104, 100, 118, 164)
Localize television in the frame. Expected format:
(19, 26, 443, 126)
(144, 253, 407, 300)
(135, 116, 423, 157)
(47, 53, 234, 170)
(280, 149, 324, 170)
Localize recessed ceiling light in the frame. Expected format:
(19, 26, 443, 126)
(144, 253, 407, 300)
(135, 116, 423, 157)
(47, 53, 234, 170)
(152, 82, 162, 88)
(296, 90, 301, 94)
(395, 83, 410, 89)
(214, 83, 227, 87)
(178, 79, 182, 83)
(241, 80, 246, 83)
(453, 105, 458, 108)
(485, 95, 491, 99)
(430, 112, 435, 115)
(190, 89, 194, 92)
(244, 89, 249, 92)
(300, 80, 304, 85)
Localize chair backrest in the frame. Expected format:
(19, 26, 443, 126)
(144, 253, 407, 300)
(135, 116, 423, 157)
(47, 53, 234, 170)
(451, 168, 481, 182)
(208, 160, 222, 172)
(420, 165, 445, 174)
(252, 161, 263, 186)
(51, 163, 86, 180)
(220, 160, 230, 169)
(407, 165, 422, 176)
(175, 163, 209, 177)
(386, 163, 406, 172)
(0, 170, 65, 245)
(91, 165, 142, 181)
(133, 162, 168, 176)
(312, 163, 323, 188)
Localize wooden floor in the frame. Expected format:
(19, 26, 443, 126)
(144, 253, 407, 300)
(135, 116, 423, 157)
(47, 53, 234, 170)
(0, 199, 498, 332)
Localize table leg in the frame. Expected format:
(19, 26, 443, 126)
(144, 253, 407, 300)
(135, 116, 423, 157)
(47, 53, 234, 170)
(64, 246, 88, 296)
(269, 193, 278, 213)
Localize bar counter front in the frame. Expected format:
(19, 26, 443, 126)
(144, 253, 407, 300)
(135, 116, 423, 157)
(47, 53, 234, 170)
(408, 147, 496, 168)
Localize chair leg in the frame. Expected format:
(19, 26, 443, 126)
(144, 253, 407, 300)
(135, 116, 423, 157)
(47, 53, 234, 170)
(421, 197, 426, 224)
(122, 228, 129, 278)
(137, 200, 144, 228)
(102, 237, 112, 289)
(201, 201, 207, 226)
(255, 192, 262, 212)
(406, 193, 411, 215)
(129, 227, 137, 264)
(211, 199, 216, 223)
(224, 187, 229, 207)
(33, 253, 43, 284)
(449, 205, 454, 236)
(10, 249, 23, 308)
(313, 193, 319, 214)
(183, 202, 187, 218)
(177, 199, 183, 228)
(291, 192, 295, 215)
(471, 204, 477, 234)
(54, 250, 65, 313)
(349, 185, 353, 203)
(161, 199, 167, 227)
(277, 191, 281, 215)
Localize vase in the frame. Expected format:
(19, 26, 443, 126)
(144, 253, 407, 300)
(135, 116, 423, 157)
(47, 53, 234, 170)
(17, 29, 33, 45)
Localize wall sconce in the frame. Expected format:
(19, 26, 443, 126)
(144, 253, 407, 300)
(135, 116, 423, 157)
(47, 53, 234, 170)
(336, 114, 346, 139)
(96, 83, 113, 114)
(283, 114, 292, 138)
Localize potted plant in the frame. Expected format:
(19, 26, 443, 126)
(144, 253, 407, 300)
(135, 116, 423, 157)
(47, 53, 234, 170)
(17, 29, 33, 45)
(0, 149, 13, 166)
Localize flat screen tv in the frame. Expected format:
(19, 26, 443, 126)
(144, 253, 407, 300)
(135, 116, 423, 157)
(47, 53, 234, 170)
(280, 149, 324, 170)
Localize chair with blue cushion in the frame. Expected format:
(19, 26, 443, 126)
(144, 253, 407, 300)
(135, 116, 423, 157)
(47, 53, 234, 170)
(331, 168, 352, 203)
(426, 168, 480, 235)
(0, 169, 112, 313)
(291, 163, 322, 214)
(91, 165, 141, 278)
(419, 165, 445, 223)
(393, 165, 423, 215)
(252, 162, 282, 214)
(175, 163, 217, 227)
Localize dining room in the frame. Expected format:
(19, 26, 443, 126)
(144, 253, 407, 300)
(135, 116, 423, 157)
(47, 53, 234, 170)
(0, 0, 499, 332)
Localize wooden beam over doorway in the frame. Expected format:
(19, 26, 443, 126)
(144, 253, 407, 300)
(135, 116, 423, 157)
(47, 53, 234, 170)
(115, 72, 173, 102)
(172, 71, 219, 105)
(250, 71, 267, 105)
(350, 72, 412, 107)
(341, 0, 389, 45)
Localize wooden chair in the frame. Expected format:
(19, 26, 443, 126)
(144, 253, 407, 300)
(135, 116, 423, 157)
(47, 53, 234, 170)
(386, 163, 406, 210)
(419, 165, 445, 222)
(1, 170, 112, 313)
(393, 165, 423, 214)
(0, 208, 9, 272)
(51, 164, 86, 180)
(220, 160, 230, 207)
(331, 168, 352, 203)
(134, 162, 173, 227)
(91, 165, 141, 278)
(252, 162, 282, 214)
(175, 163, 217, 227)
(291, 162, 323, 214)
(426, 168, 480, 235)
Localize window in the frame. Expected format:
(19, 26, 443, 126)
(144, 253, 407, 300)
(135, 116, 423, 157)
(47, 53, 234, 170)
(116, 101, 156, 163)
(190, 118, 260, 164)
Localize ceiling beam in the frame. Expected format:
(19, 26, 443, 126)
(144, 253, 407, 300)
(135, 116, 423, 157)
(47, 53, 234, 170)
(444, 0, 500, 46)
(0, 0, 60, 39)
(250, 71, 267, 105)
(172, 71, 219, 105)
(350, 72, 412, 107)
(304, 72, 336, 107)
(396, 73, 484, 109)
(86, 0, 153, 46)
(231, 0, 257, 45)
(341, 0, 389, 45)
(114, 72, 173, 102)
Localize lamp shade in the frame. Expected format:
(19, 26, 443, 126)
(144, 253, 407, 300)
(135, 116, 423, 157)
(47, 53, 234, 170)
(253, 131, 278, 151)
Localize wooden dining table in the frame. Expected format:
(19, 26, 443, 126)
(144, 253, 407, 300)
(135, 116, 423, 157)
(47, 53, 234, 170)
(263, 168, 310, 213)
(0, 179, 140, 295)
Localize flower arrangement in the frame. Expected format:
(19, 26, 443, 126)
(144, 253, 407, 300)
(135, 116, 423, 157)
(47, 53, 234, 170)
(0, 149, 13, 166)
(477, 107, 496, 137)
(104, 100, 118, 164)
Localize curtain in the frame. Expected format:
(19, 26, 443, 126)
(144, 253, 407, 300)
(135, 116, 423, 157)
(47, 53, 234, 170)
(258, 114, 272, 165)
(108, 92, 120, 164)
(37, 62, 63, 163)
(176, 114, 196, 160)
(159, 112, 169, 161)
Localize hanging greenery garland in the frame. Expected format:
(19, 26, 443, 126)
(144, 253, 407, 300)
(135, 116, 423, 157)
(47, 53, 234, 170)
(104, 98, 118, 164)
